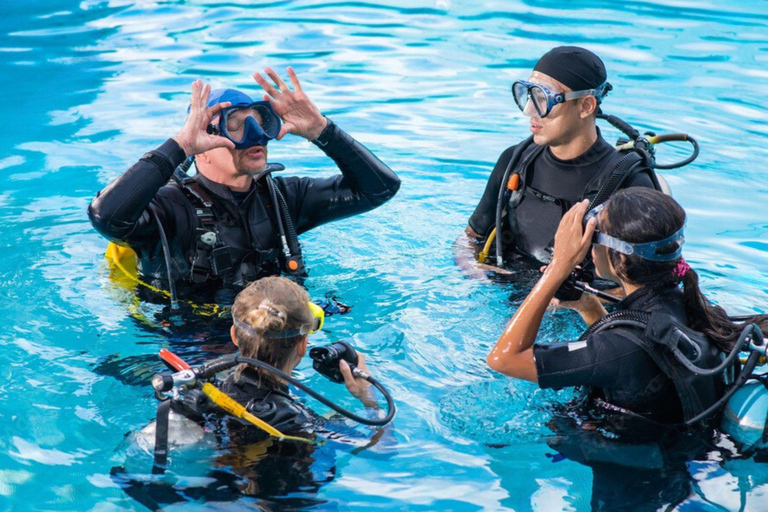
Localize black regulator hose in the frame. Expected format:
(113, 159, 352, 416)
(148, 204, 178, 310)
(495, 136, 534, 266)
(596, 113, 640, 140)
(671, 322, 761, 377)
(685, 349, 762, 427)
(198, 355, 396, 427)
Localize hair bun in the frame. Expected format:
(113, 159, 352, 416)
(243, 300, 287, 332)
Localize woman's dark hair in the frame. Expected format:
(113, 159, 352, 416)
(602, 188, 768, 352)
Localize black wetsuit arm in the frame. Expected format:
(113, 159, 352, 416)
(87, 139, 187, 246)
(279, 121, 401, 234)
(467, 145, 518, 240)
(533, 331, 648, 390)
(624, 168, 656, 189)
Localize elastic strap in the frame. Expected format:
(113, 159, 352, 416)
(151, 399, 172, 475)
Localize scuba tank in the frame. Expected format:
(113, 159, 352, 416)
(722, 377, 768, 450)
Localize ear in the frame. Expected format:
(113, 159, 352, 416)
(197, 150, 211, 164)
(579, 96, 598, 119)
(296, 336, 308, 358)
(230, 325, 239, 347)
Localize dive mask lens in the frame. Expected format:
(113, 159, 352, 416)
(511, 81, 552, 118)
(530, 85, 550, 117)
(218, 101, 282, 149)
(584, 203, 605, 245)
(512, 81, 529, 112)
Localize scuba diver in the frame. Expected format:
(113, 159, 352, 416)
(88, 67, 401, 307)
(115, 276, 394, 510)
(459, 46, 661, 276)
(486, 188, 768, 510)
(200, 275, 382, 441)
(487, 187, 767, 425)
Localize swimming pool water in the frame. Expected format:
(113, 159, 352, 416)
(1, 1, 768, 510)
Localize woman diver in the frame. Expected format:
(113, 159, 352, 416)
(487, 187, 768, 427)
(217, 275, 380, 442)
(121, 276, 388, 508)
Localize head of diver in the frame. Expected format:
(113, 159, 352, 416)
(194, 88, 280, 193)
(513, 46, 611, 160)
(229, 276, 318, 386)
(228, 276, 376, 406)
(589, 188, 768, 352)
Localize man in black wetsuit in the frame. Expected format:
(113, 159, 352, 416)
(89, 67, 400, 302)
(463, 47, 659, 268)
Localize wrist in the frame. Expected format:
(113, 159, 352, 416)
(545, 260, 572, 283)
(310, 116, 334, 146)
(172, 134, 193, 157)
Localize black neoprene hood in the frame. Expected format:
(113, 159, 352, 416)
(533, 46, 607, 91)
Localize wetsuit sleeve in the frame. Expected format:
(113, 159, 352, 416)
(467, 145, 518, 239)
(87, 139, 187, 247)
(533, 330, 648, 390)
(624, 168, 656, 189)
(276, 121, 401, 234)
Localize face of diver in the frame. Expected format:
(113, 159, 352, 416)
(202, 109, 269, 177)
(524, 71, 588, 147)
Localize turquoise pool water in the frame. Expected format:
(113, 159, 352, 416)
(2, 1, 768, 510)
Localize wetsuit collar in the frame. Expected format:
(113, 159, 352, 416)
(617, 286, 688, 323)
(544, 127, 610, 167)
(193, 172, 257, 206)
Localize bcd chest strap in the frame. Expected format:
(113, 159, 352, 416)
(172, 168, 232, 282)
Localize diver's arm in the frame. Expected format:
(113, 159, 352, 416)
(487, 201, 596, 381)
(550, 292, 607, 326)
(253, 67, 400, 232)
(88, 139, 186, 243)
(454, 146, 519, 277)
(88, 80, 233, 244)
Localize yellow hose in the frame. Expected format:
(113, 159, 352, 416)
(201, 383, 314, 444)
(477, 228, 497, 264)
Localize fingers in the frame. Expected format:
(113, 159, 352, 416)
(339, 359, 354, 385)
(264, 67, 290, 93)
(286, 66, 303, 91)
(254, 72, 280, 98)
(206, 101, 231, 120)
(276, 123, 295, 141)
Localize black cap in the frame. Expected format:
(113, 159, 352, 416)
(533, 46, 607, 91)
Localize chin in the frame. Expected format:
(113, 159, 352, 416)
(240, 161, 268, 176)
(532, 133, 550, 146)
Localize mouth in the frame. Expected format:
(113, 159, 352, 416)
(530, 120, 542, 133)
(244, 146, 266, 158)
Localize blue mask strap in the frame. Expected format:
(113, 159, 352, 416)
(595, 227, 685, 262)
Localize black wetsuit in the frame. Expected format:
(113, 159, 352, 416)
(88, 120, 401, 297)
(218, 367, 319, 443)
(534, 286, 724, 424)
(469, 132, 656, 265)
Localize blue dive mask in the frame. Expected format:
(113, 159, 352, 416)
(207, 101, 281, 150)
(584, 203, 685, 262)
(512, 80, 612, 118)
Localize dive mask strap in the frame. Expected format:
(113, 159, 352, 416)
(595, 226, 685, 262)
(233, 301, 325, 340)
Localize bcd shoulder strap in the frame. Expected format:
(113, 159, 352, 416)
(584, 310, 711, 422)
